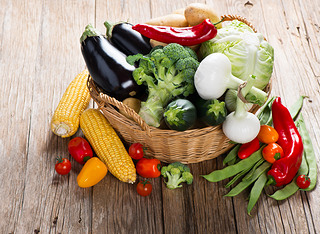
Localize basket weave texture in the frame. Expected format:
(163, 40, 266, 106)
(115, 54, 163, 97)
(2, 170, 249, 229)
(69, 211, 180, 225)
(87, 15, 272, 164)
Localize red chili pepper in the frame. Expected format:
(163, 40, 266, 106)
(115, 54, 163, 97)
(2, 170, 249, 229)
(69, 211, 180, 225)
(68, 137, 93, 165)
(136, 158, 161, 178)
(237, 137, 260, 159)
(267, 97, 304, 187)
(132, 19, 218, 46)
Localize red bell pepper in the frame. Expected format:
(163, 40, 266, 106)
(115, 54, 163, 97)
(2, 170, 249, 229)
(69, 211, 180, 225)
(136, 158, 161, 178)
(238, 137, 260, 159)
(68, 137, 93, 165)
(267, 97, 304, 187)
(132, 19, 218, 46)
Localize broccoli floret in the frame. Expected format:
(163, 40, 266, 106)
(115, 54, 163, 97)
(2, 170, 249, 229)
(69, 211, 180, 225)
(126, 43, 200, 127)
(161, 162, 194, 189)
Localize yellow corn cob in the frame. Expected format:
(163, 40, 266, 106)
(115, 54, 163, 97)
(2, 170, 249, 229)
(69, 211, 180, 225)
(51, 69, 91, 138)
(80, 108, 136, 183)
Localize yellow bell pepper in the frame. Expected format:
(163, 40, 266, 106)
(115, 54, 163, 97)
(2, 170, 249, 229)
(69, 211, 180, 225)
(77, 157, 108, 188)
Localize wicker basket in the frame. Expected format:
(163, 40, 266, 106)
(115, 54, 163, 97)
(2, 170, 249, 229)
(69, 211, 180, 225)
(87, 15, 272, 164)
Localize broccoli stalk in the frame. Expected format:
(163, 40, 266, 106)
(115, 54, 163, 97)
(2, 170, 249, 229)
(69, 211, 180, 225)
(127, 43, 200, 127)
(161, 162, 193, 189)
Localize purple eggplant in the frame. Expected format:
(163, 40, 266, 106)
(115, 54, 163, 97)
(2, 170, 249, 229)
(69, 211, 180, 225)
(80, 24, 145, 101)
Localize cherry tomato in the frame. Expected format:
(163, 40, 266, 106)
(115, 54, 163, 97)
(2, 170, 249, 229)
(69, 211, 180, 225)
(68, 137, 93, 164)
(257, 125, 279, 144)
(136, 158, 161, 178)
(262, 142, 284, 163)
(55, 157, 71, 175)
(296, 175, 311, 189)
(136, 180, 152, 196)
(129, 143, 144, 160)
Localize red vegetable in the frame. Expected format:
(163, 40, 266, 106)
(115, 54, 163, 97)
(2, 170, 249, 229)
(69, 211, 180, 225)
(132, 19, 218, 46)
(55, 157, 71, 175)
(238, 137, 260, 159)
(262, 142, 284, 163)
(296, 175, 311, 189)
(129, 143, 144, 160)
(136, 158, 161, 178)
(136, 180, 152, 196)
(68, 137, 93, 165)
(267, 97, 304, 187)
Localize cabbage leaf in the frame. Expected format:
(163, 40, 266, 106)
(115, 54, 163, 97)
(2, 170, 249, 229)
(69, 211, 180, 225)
(199, 20, 274, 90)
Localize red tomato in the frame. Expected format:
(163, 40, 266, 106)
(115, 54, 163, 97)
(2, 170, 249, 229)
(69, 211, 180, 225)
(136, 180, 152, 196)
(55, 157, 71, 175)
(136, 158, 161, 178)
(129, 143, 144, 160)
(68, 137, 93, 164)
(296, 175, 311, 189)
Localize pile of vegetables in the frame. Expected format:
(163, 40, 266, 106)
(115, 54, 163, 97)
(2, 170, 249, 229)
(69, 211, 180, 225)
(203, 96, 317, 214)
(49, 2, 317, 209)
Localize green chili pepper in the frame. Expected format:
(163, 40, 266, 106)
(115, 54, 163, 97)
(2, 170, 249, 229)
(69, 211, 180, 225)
(203, 148, 263, 182)
(247, 172, 268, 215)
(225, 161, 271, 197)
(296, 115, 317, 191)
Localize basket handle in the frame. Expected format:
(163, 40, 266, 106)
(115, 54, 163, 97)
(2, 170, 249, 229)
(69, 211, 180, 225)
(87, 75, 152, 135)
(221, 14, 258, 33)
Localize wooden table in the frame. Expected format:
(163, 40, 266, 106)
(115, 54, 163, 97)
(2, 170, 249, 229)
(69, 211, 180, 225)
(1, 0, 319, 233)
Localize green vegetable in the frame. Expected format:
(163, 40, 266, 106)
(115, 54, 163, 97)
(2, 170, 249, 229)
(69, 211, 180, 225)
(126, 43, 200, 127)
(224, 161, 271, 197)
(195, 97, 227, 126)
(164, 99, 197, 131)
(296, 115, 317, 191)
(199, 20, 274, 90)
(247, 171, 268, 215)
(161, 162, 193, 189)
(224, 89, 253, 112)
(202, 147, 263, 182)
(194, 53, 267, 105)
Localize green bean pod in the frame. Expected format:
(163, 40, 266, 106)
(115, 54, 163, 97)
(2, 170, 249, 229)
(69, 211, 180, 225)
(225, 161, 271, 197)
(203, 148, 263, 182)
(247, 172, 268, 215)
(297, 115, 317, 191)
(223, 145, 240, 166)
(225, 166, 251, 188)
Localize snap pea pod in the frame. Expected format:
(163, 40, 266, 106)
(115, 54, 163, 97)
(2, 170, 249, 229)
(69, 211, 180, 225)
(203, 148, 263, 182)
(247, 171, 268, 215)
(224, 161, 271, 197)
(269, 148, 308, 200)
(297, 115, 317, 191)
(223, 144, 240, 166)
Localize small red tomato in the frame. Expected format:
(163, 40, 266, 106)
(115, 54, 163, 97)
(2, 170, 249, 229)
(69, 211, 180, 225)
(136, 180, 152, 196)
(129, 143, 144, 160)
(55, 157, 71, 175)
(68, 137, 93, 164)
(136, 158, 161, 178)
(296, 175, 311, 189)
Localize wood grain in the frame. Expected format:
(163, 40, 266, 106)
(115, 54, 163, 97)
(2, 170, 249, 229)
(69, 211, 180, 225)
(0, 0, 319, 233)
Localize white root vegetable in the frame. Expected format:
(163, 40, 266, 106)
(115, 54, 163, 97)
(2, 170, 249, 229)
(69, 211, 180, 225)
(222, 76, 260, 144)
(194, 53, 267, 104)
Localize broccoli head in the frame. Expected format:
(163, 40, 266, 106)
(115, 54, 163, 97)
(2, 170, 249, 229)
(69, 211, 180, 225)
(126, 43, 200, 127)
(161, 162, 193, 189)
